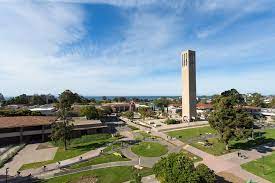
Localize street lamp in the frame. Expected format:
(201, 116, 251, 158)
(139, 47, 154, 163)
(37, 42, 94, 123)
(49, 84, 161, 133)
(5, 167, 9, 183)
(262, 155, 265, 175)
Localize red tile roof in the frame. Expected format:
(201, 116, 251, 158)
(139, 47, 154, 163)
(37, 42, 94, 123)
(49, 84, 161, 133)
(196, 103, 213, 109)
(0, 116, 56, 128)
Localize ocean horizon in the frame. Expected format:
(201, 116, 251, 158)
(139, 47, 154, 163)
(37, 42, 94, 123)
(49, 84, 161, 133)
(85, 96, 181, 101)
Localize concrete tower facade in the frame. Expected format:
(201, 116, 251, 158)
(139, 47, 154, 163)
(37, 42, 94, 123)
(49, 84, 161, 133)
(181, 50, 197, 122)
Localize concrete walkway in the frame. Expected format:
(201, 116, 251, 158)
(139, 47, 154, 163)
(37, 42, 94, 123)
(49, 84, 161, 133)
(41, 161, 137, 180)
(123, 119, 272, 183)
(19, 146, 105, 177)
(0, 144, 57, 176)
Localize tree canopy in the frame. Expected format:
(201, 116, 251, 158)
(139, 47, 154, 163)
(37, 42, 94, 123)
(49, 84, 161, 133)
(0, 93, 4, 102)
(4, 94, 57, 105)
(153, 97, 170, 108)
(138, 107, 154, 120)
(80, 106, 99, 120)
(0, 109, 42, 117)
(269, 97, 275, 108)
(246, 93, 266, 108)
(153, 152, 216, 183)
(208, 89, 254, 150)
(122, 111, 134, 120)
(51, 90, 74, 150)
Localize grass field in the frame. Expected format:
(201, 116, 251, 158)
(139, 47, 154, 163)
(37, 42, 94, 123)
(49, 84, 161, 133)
(45, 166, 153, 183)
(167, 126, 216, 142)
(241, 152, 275, 182)
(192, 138, 232, 155)
(167, 126, 275, 156)
(20, 134, 117, 171)
(69, 153, 129, 169)
(181, 149, 202, 162)
(131, 142, 168, 157)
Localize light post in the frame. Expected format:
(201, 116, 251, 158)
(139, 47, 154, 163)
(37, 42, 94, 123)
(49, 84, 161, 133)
(5, 167, 9, 183)
(262, 155, 265, 175)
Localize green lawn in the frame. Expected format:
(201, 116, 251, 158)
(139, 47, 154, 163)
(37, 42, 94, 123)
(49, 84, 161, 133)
(167, 126, 216, 142)
(45, 166, 153, 183)
(241, 152, 275, 182)
(192, 138, 232, 156)
(20, 134, 117, 171)
(69, 153, 129, 169)
(168, 127, 275, 156)
(181, 150, 202, 162)
(131, 142, 168, 157)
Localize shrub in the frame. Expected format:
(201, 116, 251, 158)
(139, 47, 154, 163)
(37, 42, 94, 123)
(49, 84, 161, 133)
(153, 152, 216, 183)
(196, 164, 216, 183)
(164, 119, 180, 125)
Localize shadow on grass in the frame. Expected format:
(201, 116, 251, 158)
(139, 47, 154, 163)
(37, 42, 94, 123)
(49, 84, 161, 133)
(230, 131, 275, 153)
(0, 175, 43, 183)
(71, 141, 110, 151)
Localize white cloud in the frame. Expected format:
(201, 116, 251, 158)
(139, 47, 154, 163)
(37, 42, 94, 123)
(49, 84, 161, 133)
(0, 2, 86, 94)
(196, 0, 275, 38)
(0, 0, 275, 96)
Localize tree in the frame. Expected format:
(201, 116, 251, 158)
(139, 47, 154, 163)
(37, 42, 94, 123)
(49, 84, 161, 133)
(196, 164, 216, 183)
(30, 95, 46, 105)
(51, 90, 74, 150)
(90, 98, 96, 103)
(164, 119, 180, 124)
(208, 89, 254, 150)
(58, 90, 83, 105)
(138, 107, 153, 121)
(0, 93, 4, 102)
(247, 93, 265, 108)
(130, 169, 142, 183)
(80, 106, 99, 120)
(153, 153, 216, 183)
(153, 97, 170, 108)
(122, 111, 134, 121)
(269, 97, 275, 108)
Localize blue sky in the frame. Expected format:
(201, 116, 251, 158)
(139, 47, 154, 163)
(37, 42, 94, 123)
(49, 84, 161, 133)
(1, 0, 275, 96)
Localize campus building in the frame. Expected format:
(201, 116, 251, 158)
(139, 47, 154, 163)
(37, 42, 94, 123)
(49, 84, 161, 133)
(102, 102, 136, 113)
(0, 116, 109, 145)
(181, 50, 197, 122)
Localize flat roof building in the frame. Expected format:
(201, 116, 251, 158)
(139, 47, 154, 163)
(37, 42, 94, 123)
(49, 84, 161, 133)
(0, 116, 109, 145)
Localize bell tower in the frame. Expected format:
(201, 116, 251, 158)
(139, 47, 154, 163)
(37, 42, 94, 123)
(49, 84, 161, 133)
(181, 50, 197, 122)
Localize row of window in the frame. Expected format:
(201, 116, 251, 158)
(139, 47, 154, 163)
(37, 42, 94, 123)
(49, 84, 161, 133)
(182, 52, 195, 67)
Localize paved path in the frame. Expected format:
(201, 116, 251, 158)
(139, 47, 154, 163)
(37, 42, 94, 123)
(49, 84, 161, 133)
(41, 161, 137, 180)
(19, 146, 105, 177)
(0, 144, 57, 176)
(121, 136, 182, 168)
(123, 118, 272, 183)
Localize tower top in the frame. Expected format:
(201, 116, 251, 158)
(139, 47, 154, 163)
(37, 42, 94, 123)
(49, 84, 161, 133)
(182, 50, 195, 54)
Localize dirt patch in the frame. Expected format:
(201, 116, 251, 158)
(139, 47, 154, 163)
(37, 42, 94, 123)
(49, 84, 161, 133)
(70, 176, 97, 183)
